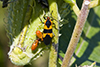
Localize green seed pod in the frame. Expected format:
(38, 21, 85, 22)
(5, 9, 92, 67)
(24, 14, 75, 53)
(7, 0, 45, 66)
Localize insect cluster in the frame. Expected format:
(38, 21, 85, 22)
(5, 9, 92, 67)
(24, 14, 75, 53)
(31, 17, 54, 51)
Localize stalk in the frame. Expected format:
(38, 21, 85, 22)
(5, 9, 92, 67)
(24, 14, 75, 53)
(61, 0, 90, 67)
(48, 0, 59, 67)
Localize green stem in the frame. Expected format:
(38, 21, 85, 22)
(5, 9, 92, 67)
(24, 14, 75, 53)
(89, 0, 100, 9)
(61, 0, 90, 67)
(48, 0, 59, 67)
(64, 0, 80, 16)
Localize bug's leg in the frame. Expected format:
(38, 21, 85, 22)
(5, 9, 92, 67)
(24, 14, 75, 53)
(50, 10, 59, 22)
(52, 23, 59, 30)
(39, 17, 44, 24)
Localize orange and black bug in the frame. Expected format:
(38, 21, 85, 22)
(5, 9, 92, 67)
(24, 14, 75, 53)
(42, 17, 53, 45)
(39, 12, 57, 45)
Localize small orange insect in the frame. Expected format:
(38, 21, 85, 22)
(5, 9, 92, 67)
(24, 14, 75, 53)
(36, 30, 43, 41)
(31, 30, 43, 51)
(31, 39, 39, 51)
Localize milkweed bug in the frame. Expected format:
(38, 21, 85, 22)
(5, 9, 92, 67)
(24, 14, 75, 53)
(42, 17, 53, 45)
(31, 39, 39, 51)
(38, 11, 58, 45)
(39, 16, 53, 45)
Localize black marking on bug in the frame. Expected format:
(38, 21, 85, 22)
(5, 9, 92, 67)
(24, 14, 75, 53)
(43, 29, 52, 33)
(43, 35, 52, 45)
(46, 19, 51, 28)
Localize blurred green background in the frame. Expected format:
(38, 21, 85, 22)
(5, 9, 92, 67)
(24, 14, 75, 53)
(0, 1, 10, 67)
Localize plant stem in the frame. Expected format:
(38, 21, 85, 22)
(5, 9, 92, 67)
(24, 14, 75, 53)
(64, 0, 80, 16)
(89, 0, 100, 9)
(61, 0, 90, 67)
(48, 0, 59, 67)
